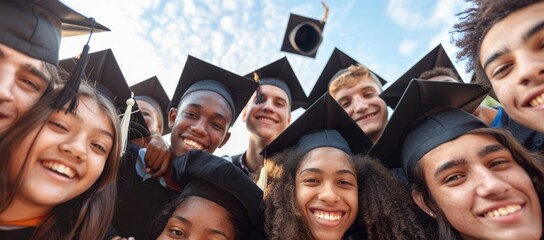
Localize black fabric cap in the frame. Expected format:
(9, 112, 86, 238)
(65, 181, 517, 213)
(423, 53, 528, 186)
(246, 57, 308, 111)
(308, 48, 387, 104)
(262, 92, 373, 158)
(0, 0, 109, 65)
(171, 150, 264, 237)
(170, 55, 259, 126)
(380, 44, 461, 109)
(401, 107, 487, 179)
(369, 80, 489, 175)
(130, 76, 171, 135)
(59, 49, 150, 140)
(280, 13, 325, 58)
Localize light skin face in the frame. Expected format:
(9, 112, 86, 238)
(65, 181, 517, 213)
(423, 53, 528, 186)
(295, 147, 358, 240)
(413, 134, 542, 240)
(333, 78, 388, 142)
(242, 85, 291, 142)
(136, 99, 162, 135)
(3, 96, 113, 221)
(480, 2, 544, 133)
(0, 44, 51, 134)
(427, 75, 458, 82)
(158, 196, 236, 240)
(168, 91, 232, 156)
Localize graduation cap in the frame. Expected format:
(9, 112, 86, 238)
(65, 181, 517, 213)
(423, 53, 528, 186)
(369, 80, 489, 179)
(380, 44, 461, 109)
(262, 92, 373, 158)
(280, 13, 325, 58)
(130, 76, 171, 135)
(0, 0, 109, 65)
(170, 55, 259, 126)
(308, 48, 388, 104)
(59, 49, 150, 140)
(247, 57, 308, 111)
(170, 150, 264, 238)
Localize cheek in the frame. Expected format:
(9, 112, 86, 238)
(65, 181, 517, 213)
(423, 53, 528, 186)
(85, 157, 107, 185)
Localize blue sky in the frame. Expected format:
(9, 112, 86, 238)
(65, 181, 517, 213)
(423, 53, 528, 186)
(60, 0, 471, 155)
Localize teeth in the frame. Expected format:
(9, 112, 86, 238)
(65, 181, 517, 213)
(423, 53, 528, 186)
(361, 112, 377, 120)
(529, 93, 544, 107)
(257, 117, 275, 124)
(483, 204, 522, 218)
(42, 161, 76, 178)
(184, 139, 204, 150)
(312, 210, 343, 222)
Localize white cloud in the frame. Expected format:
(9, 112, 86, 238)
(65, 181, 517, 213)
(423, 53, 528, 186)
(386, 0, 468, 30)
(398, 39, 419, 56)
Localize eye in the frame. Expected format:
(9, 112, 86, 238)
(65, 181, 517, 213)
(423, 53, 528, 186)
(167, 228, 186, 238)
(363, 91, 376, 98)
(303, 178, 320, 184)
(211, 121, 226, 131)
(141, 111, 151, 117)
(491, 63, 513, 80)
(340, 100, 351, 109)
(338, 179, 354, 186)
(183, 111, 197, 119)
(488, 158, 511, 170)
(443, 174, 465, 184)
(48, 120, 68, 132)
(91, 143, 108, 154)
(19, 78, 40, 91)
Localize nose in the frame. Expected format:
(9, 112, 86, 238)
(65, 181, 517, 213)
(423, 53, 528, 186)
(515, 51, 544, 87)
(352, 96, 369, 114)
(475, 168, 510, 199)
(317, 183, 340, 203)
(190, 119, 208, 137)
(261, 99, 275, 113)
(0, 66, 16, 102)
(59, 136, 87, 162)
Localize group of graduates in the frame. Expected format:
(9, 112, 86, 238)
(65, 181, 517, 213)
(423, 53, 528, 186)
(1, 0, 543, 239)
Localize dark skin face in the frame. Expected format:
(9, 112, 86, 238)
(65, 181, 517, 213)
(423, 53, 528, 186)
(168, 91, 232, 156)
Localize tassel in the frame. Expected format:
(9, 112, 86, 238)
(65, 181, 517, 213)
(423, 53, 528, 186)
(119, 92, 135, 156)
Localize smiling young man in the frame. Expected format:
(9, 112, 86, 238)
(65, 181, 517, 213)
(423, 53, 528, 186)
(0, 0, 108, 134)
(329, 64, 388, 143)
(454, 0, 544, 134)
(229, 57, 307, 182)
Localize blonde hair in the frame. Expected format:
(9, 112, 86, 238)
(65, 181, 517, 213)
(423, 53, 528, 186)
(329, 64, 382, 96)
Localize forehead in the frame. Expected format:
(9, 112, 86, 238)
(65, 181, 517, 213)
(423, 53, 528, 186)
(176, 196, 234, 226)
(136, 99, 160, 114)
(480, 2, 544, 62)
(0, 43, 48, 75)
(421, 134, 500, 168)
(299, 147, 353, 171)
(260, 84, 289, 101)
(333, 77, 381, 96)
(180, 90, 233, 118)
(427, 75, 459, 83)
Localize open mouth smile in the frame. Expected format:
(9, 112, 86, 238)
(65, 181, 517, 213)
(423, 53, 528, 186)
(41, 161, 77, 178)
(482, 204, 522, 218)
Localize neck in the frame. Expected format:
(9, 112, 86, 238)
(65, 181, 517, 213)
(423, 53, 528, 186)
(0, 197, 50, 223)
(244, 135, 271, 173)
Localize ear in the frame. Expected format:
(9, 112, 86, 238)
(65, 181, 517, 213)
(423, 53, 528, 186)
(286, 111, 291, 124)
(168, 107, 177, 129)
(219, 131, 231, 148)
(241, 106, 249, 123)
(412, 190, 435, 218)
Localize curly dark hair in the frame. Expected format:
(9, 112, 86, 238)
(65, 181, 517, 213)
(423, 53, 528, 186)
(452, 0, 538, 94)
(264, 149, 429, 240)
(418, 67, 461, 82)
(411, 128, 544, 239)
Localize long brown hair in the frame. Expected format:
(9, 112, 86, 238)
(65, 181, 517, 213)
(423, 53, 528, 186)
(264, 149, 428, 240)
(0, 81, 122, 240)
(411, 128, 544, 239)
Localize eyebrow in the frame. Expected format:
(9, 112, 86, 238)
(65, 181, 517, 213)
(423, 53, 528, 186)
(187, 103, 228, 123)
(434, 158, 467, 178)
(299, 168, 356, 177)
(0, 48, 51, 85)
(172, 215, 191, 226)
(477, 144, 505, 157)
(483, 20, 544, 70)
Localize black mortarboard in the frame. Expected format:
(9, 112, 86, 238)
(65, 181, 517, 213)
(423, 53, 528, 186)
(308, 48, 387, 104)
(280, 13, 325, 58)
(369, 80, 489, 179)
(0, 0, 109, 65)
(380, 44, 461, 109)
(170, 55, 259, 126)
(59, 49, 150, 140)
(130, 76, 171, 135)
(171, 150, 264, 238)
(262, 92, 373, 158)
(247, 57, 308, 111)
